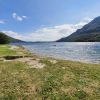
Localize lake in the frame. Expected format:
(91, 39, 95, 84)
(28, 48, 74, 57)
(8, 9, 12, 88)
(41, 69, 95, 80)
(12, 42, 100, 64)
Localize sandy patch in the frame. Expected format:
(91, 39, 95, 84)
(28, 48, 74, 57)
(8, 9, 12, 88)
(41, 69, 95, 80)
(49, 59, 57, 64)
(4, 57, 45, 68)
(10, 46, 19, 50)
(16, 57, 45, 68)
(0, 57, 5, 61)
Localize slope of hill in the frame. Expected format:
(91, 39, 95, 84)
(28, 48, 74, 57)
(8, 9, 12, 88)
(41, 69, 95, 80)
(57, 16, 100, 42)
(0, 32, 24, 44)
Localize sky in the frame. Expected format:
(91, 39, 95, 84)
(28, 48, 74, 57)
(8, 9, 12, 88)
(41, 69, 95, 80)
(0, 0, 100, 41)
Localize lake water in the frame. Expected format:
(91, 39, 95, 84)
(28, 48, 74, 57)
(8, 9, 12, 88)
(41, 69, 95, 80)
(13, 42, 100, 64)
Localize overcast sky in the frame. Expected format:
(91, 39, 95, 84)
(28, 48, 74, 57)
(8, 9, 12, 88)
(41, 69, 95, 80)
(0, 0, 100, 41)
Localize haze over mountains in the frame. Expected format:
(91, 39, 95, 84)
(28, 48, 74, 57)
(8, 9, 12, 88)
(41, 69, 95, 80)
(57, 16, 100, 42)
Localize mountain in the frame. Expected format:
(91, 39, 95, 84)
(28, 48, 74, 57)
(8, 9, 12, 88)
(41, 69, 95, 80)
(0, 32, 24, 44)
(57, 16, 100, 42)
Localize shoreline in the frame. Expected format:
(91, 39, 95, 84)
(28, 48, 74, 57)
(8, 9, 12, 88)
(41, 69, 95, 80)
(19, 45, 100, 65)
(1, 44, 99, 66)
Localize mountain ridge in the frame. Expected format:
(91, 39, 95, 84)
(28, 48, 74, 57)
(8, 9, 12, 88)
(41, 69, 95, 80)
(0, 32, 24, 44)
(57, 16, 100, 42)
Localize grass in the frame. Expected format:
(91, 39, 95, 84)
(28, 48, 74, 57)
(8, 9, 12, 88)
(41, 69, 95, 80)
(0, 45, 17, 56)
(0, 45, 100, 100)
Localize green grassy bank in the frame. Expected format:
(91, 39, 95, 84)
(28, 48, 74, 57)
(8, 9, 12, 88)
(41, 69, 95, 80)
(0, 45, 100, 100)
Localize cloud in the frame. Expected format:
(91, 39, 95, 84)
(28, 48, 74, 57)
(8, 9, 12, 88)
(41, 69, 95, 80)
(2, 31, 24, 39)
(0, 20, 5, 24)
(3, 17, 92, 41)
(22, 16, 27, 18)
(12, 13, 28, 21)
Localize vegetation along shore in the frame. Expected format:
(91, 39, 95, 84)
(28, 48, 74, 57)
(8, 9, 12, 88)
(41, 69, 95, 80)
(0, 45, 100, 100)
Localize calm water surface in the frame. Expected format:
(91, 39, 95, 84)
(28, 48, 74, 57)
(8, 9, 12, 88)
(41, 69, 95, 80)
(13, 42, 100, 64)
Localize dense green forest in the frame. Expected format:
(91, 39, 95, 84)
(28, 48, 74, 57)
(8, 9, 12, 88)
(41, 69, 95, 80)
(0, 32, 11, 44)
